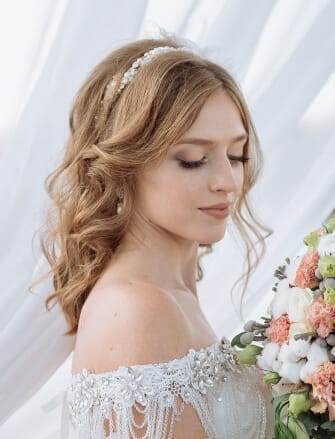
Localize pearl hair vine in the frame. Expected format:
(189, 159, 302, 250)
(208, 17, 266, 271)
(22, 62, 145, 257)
(94, 45, 194, 129)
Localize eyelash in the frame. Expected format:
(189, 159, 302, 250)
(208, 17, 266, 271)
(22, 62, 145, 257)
(178, 155, 250, 169)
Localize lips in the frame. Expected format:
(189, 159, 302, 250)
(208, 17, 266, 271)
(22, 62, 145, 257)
(200, 202, 232, 210)
(201, 207, 227, 211)
(199, 205, 231, 218)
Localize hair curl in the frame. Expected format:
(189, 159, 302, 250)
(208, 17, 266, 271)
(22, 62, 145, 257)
(29, 32, 273, 336)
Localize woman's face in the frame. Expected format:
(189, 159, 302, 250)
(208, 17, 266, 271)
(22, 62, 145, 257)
(132, 90, 247, 245)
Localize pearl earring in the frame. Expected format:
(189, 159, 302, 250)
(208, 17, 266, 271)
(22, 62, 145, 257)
(116, 188, 123, 214)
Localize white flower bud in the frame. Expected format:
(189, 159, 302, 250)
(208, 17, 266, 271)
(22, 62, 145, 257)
(289, 337, 310, 358)
(279, 360, 306, 384)
(272, 359, 283, 372)
(307, 342, 329, 366)
(256, 355, 268, 371)
(278, 342, 300, 363)
(258, 342, 280, 370)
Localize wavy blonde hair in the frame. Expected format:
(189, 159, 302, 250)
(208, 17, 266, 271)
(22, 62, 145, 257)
(29, 33, 273, 336)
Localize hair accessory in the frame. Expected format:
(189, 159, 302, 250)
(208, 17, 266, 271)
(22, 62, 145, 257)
(112, 46, 191, 96)
(115, 187, 123, 214)
(94, 45, 193, 130)
(115, 46, 191, 93)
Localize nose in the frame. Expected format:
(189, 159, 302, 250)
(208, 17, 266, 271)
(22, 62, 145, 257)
(208, 156, 240, 196)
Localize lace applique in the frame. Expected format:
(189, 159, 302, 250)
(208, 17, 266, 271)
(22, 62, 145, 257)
(67, 337, 240, 438)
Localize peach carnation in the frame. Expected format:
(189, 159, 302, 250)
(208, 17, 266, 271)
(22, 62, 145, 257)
(294, 250, 320, 289)
(268, 314, 291, 346)
(305, 296, 335, 338)
(306, 362, 335, 421)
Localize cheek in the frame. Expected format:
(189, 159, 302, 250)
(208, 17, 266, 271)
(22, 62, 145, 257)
(140, 175, 198, 219)
(234, 167, 245, 192)
(159, 177, 197, 209)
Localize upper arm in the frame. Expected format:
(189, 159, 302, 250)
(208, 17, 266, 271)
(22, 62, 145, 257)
(70, 282, 208, 438)
(72, 281, 188, 374)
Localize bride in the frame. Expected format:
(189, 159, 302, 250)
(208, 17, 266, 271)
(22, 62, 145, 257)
(34, 33, 275, 438)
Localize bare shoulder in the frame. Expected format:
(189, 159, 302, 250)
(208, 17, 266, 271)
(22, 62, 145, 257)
(71, 281, 190, 375)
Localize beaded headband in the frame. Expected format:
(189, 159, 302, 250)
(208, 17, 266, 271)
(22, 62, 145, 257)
(94, 45, 194, 128)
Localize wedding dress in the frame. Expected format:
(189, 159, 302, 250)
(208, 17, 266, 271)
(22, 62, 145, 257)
(64, 336, 275, 438)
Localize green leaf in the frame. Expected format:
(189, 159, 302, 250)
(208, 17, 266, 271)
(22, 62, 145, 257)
(288, 391, 312, 417)
(324, 216, 335, 234)
(236, 344, 263, 365)
(273, 393, 290, 418)
(231, 332, 247, 349)
(287, 416, 309, 439)
(263, 371, 281, 384)
(275, 420, 296, 439)
(303, 231, 319, 252)
(274, 422, 282, 439)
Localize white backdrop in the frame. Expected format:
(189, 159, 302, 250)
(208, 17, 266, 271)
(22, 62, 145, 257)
(1, 0, 334, 437)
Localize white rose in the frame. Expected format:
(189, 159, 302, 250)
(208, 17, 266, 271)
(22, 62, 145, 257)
(289, 322, 313, 338)
(288, 287, 313, 323)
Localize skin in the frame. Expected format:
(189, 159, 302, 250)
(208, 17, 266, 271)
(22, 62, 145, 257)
(101, 89, 247, 302)
(73, 90, 248, 437)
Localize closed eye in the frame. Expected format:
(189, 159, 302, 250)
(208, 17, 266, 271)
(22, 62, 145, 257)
(178, 155, 250, 169)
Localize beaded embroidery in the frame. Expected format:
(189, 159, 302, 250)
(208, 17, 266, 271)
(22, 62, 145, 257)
(114, 46, 192, 96)
(67, 337, 268, 438)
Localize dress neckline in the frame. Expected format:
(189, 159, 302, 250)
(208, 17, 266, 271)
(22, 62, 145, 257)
(71, 337, 226, 378)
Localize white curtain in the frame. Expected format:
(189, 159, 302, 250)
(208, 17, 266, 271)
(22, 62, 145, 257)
(1, 0, 334, 437)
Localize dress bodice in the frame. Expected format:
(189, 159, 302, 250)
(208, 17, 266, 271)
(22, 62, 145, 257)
(66, 337, 274, 438)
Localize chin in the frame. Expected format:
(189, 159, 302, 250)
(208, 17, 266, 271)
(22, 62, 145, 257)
(199, 232, 226, 245)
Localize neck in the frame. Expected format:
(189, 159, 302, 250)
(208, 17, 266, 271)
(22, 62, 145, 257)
(104, 223, 200, 299)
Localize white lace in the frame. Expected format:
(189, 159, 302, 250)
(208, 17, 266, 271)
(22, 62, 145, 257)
(65, 338, 272, 438)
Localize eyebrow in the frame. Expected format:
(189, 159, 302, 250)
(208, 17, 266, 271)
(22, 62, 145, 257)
(174, 133, 248, 147)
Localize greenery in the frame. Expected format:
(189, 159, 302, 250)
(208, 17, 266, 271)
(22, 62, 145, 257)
(272, 392, 335, 438)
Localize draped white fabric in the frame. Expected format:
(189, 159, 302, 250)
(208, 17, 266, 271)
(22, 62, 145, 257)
(1, 0, 334, 437)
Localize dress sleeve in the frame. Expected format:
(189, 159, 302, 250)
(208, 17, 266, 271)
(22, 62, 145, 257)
(67, 364, 188, 439)
(209, 364, 274, 439)
(257, 376, 275, 439)
(66, 340, 238, 439)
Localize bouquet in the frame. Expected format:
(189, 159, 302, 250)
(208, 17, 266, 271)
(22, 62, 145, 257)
(233, 214, 335, 438)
